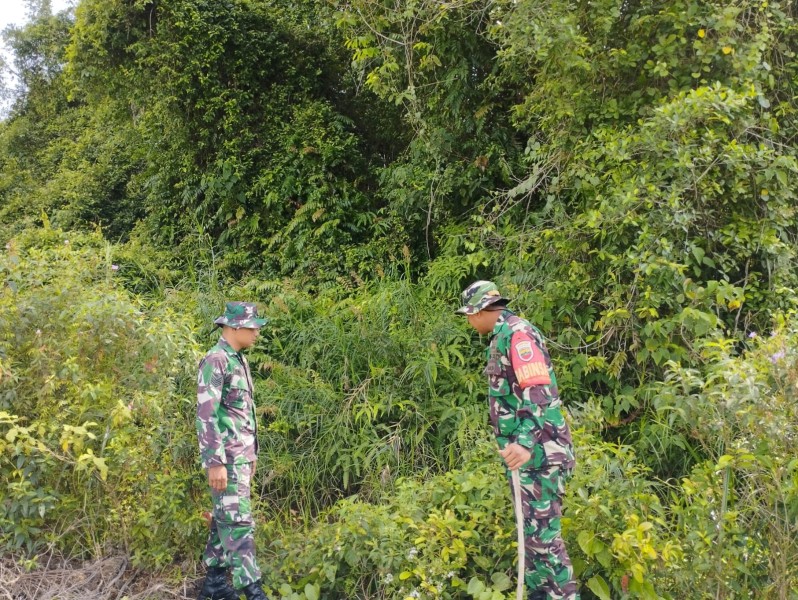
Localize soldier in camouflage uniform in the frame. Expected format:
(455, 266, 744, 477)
(196, 302, 268, 600)
(457, 281, 578, 600)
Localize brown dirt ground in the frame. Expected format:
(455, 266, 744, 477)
(0, 554, 203, 600)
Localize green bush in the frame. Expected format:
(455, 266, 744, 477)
(246, 278, 487, 517)
(0, 226, 204, 565)
(254, 427, 689, 600)
(654, 322, 798, 598)
(258, 439, 513, 600)
(1, 224, 795, 598)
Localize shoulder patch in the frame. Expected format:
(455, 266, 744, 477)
(515, 339, 534, 362)
(510, 331, 551, 388)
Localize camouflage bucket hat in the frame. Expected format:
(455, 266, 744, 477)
(213, 301, 268, 329)
(455, 280, 511, 315)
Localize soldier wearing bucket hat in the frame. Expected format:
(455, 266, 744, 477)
(457, 282, 578, 600)
(196, 302, 268, 600)
(455, 280, 511, 315)
(213, 301, 268, 329)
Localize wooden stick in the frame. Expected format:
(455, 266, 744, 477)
(511, 468, 525, 600)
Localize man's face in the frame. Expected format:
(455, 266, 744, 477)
(232, 326, 260, 349)
(466, 309, 499, 335)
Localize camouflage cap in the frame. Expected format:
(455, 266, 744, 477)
(455, 280, 510, 315)
(213, 301, 268, 329)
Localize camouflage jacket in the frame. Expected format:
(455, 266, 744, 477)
(485, 310, 575, 471)
(196, 337, 259, 468)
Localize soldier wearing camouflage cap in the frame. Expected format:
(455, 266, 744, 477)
(458, 282, 578, 600)
(196, 302, 268, 600)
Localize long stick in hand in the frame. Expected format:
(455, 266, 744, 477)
(511, 468, 525, 600)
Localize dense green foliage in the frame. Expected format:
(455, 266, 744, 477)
(1, 0, 797, 598)
(0, 228, 203, 565)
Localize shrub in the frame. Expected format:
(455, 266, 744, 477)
(0, 226, 204, 565)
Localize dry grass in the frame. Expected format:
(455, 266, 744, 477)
(0, 554, 202, 600)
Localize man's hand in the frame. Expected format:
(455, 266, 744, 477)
(208, 465, 228, 492)
(500, 443, 531, 470)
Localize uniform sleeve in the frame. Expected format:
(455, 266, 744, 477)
(510, 331, 551, 388)
(509, 331, 552, 450)
(196, 355, 227, 468)
(514, 403, 547, 450)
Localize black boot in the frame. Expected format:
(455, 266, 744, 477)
(240, 580, 268, 600)
(197, 566, 240, 600)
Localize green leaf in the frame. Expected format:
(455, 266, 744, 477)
(691, 245, 705, 264)
(577, 530, 593, 555)
(304, 583, 319, 600)
(490, 572, 512, 592)
(467, 577, 485, 595)
(596, 549, 613, 569)
(586, 575, 612, 600)
(629, 578, 659, 599)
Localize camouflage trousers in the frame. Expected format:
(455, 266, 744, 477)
(508, 465, 579, 600)
(203, 462, 262, 589)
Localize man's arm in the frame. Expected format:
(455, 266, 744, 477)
(500, 331, 553, 468)
(197, 356, 228, 489)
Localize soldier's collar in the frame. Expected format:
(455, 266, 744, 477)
(217, 336, 238, 356)
(488, 309, 513, 339)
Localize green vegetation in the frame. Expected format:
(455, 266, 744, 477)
(1, 0, 796, 598)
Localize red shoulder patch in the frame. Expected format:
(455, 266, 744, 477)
(510, 331, 551, 388)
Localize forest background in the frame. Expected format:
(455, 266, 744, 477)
(1, 0, 797, 598)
